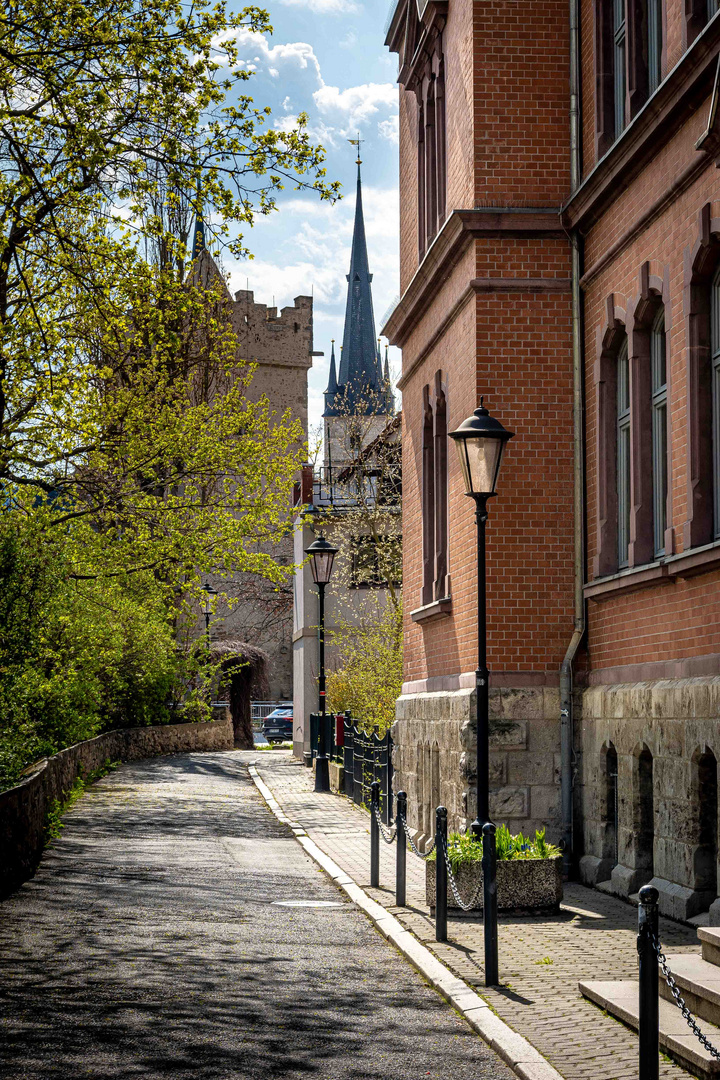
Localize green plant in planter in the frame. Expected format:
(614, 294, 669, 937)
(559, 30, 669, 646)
(428, 825, 560, 876)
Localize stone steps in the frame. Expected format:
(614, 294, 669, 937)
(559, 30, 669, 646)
(657, 954, 720, 1028)
(579, 979, 720, 1079)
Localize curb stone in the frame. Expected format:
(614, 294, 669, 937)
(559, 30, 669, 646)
(247, 764, 565, 1080)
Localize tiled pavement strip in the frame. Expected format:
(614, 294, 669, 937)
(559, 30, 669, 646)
(250, 751, 701, 1080)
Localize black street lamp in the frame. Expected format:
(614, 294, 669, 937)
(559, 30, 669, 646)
(305, 534, 338, 793)
(449, 397, 514, 986)
(201, 582, 217, 647)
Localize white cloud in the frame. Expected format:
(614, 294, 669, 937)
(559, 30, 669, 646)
(221, 29, 323, 83)
(313, 82, 397, 129)
(340, 30, 358, 48)
(278, 0, 360, 12)
(378, 115, 399, 144)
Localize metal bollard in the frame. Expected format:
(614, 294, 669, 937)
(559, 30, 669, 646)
(482, 821, 499, 986)
(370, 781, 380, 888)
(395, 790, 407, 908)
(435, 806, 448, 943)
(638, 884, 660, 1080)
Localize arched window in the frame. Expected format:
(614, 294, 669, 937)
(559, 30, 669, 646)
(421, 372, 449, 606)
(634, 747, 654, 883)
(694, 750, 718, 897)
(605, 744, 619, 870)
(712, 265, 720, 538)
(651, 309, 668, 556)
(617, 338, 631, 568)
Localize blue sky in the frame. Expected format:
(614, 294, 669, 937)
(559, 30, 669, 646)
(220, 0, 401, 438)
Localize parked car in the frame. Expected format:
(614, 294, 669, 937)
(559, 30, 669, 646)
(262, 705, 293, 744)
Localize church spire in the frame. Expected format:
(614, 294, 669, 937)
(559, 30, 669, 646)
(323, 340, 338, 417)
(337, 150, 383, 413)
(191, 210, 206, 261)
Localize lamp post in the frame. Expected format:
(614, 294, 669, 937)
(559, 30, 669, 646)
(304, 534, 338, 793)
(201, 582, 217, 647)
(449, 397, 514, 986)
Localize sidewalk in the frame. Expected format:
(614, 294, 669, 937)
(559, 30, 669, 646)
(251, 751, 700, 1080)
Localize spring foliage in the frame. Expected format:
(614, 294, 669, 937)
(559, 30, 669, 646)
(0, 0, 338, 788)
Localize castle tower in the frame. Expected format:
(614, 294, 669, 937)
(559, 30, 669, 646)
(323, 157, 393, 468)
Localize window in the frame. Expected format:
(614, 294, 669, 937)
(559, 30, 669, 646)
(685, 0, 717, 46)
(417, 58, 446, 258)
(648, 0, 663, 94)
(597, 0, 665, 153)
(617, 338, 631, 568)
(712, 266, 720, 538)
(613, 0, 627, 138)
(651, 310, 668, 555)
(421, 372, 449, 605)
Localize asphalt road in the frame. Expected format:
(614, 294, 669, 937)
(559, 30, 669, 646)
(0, 752, 514, 1080)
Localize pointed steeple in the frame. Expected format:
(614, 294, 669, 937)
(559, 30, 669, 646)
(191, 212, 206, 261)
(323, 340, 339, 416)
(337, 157, 383, 414)
(383, 344, 395, 416)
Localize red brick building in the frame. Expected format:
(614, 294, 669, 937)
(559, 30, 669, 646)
(384, 0, 720, 918)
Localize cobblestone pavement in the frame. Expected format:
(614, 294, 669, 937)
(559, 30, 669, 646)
(0, 752, 514, 1080)
(252, 751, 702, 1080)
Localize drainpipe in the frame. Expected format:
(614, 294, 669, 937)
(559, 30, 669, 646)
(560, 0, 586, 879)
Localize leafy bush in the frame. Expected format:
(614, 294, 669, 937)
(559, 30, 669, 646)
(428, 825, 561, 874)
(0, 519, 193, 791)
(326, 601, 402, 736)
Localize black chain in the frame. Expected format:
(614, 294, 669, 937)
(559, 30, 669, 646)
(399, 812, 435, 859)
(440, 835, 483, 912)
(652, 934, 720, 1059)
(372, 802, 397, 844)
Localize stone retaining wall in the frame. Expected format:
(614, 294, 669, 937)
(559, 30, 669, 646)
(0, 710, 233, 899)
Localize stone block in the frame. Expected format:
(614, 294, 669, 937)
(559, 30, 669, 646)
(526, 716, 561, 753)
(650, 876, 714, 921)
(610, 862, 645, 898)
(489, 721, 527, 751)
(654, 837, 694, 889)
(579, 854, 615, 886)
(490, 785, 528, 819)
(507, 753, 554, 786)
(499, 687, 545, 722)
(530, 784, 560, 823)
(708, 898, 720, 927)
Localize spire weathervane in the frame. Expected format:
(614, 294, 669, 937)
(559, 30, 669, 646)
(348, 133, 364, 165)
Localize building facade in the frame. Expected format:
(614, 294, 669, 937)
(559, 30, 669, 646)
(293, 161, 397, 761)
(385, 0, 720, 918)
(194, 243, 315, 701)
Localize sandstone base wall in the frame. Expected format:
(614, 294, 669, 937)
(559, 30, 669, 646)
(392, 686, 561, 847)
(0, 711, 233, 900)
(578, 677, 720, 922)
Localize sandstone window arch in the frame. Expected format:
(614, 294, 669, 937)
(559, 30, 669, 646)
(604, 743, 619, 871)
(692, 747, 718, 897)
(633, 745, 655, 885)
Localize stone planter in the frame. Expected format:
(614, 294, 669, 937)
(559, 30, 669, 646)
(426, 855, 563, 913)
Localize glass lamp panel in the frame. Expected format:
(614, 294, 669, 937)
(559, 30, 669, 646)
(311, 551, 335, 584)
(463, 437, 504, 495)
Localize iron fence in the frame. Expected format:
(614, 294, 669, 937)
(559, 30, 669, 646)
(309, 711, 393, 825)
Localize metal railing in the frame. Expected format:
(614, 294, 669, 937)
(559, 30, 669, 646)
(309, 712, 393, 825)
